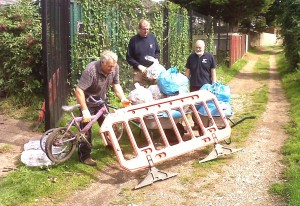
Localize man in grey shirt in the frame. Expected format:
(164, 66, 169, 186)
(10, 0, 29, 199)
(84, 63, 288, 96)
(75, 50, 130, 166)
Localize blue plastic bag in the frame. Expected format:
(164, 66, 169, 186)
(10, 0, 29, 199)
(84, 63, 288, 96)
(197, 101, 233, 116)
(200, 82, 231, 102)
(198, 82, 233, 116)
(157, 67, 189, 96)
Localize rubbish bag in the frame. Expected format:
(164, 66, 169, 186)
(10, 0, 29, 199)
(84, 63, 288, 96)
(145, 56, 166, 80)
(148, 85, 166, 100)
(197, 100, 233, 117)
(198, 82, 232, 117)
(128, 83, 154, 105)
(200, 82, 231, 102)
(157, 67, 189, 96)
(21, 140, 53, 167)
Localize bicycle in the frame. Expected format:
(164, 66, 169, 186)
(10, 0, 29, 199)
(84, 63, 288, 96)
(44, 96, 124, 163)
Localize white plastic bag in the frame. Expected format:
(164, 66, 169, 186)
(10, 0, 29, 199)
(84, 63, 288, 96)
(128, 83, 154, 105)
(148, 85, 165, 100)
(21, 140, 53, 167)
(145, 56, 166, 79)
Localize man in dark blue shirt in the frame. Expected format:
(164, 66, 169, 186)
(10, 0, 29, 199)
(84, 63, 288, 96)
(126, 19, 160, 86)
(185, 40, 217, 130)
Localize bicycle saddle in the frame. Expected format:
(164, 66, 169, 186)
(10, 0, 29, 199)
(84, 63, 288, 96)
(62, 104, 81, 112)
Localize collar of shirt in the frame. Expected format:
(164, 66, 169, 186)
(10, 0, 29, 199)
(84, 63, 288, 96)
(194, 52, 206, 58)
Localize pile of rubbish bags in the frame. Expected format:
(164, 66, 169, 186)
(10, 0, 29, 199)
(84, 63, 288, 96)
(127, 56, 232, 119)
(128, 66, 189, 105)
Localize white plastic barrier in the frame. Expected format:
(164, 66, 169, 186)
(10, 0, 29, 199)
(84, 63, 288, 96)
(100, 90, 234, 172)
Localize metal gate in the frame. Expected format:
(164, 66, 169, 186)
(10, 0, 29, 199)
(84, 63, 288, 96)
(41, 0, 71, 129)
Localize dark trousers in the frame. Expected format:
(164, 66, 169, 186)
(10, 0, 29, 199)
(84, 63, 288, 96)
(190, 86, 202, 126)
(78, 106, 106, 162)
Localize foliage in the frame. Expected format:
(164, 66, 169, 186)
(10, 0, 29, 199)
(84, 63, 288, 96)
(275, 0, 300, 72)
(0, 0, 43, 105)
(169, 0, 274, 32)
(164, 2, 190, 70)
(276, 52, 300, 205)
(71, 0, 191, 92)
(206, 17, 214, 54)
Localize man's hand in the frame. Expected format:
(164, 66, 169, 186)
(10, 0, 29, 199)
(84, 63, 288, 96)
(138, 65, 147, 73)
(82, 109, 92, 122)
(121, 98, 131, 107)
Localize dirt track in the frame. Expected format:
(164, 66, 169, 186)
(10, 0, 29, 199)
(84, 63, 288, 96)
(0, 116, 41, 176)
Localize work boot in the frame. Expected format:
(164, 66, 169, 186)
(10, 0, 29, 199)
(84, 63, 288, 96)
(83, 158, 97, 166)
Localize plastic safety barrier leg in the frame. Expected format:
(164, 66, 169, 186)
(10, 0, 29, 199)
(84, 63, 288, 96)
(134, 155, 177, 189)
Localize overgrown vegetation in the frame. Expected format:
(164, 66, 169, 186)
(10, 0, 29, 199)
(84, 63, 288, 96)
(71, 0, 190, 90)
(169, 0, 275, 32)
(273, 0, 300, 72)
(269, 52, 300, 205)
(0, 0, 43, 105)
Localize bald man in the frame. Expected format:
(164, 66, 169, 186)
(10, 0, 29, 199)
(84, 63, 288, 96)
(185, 40, 217, 130)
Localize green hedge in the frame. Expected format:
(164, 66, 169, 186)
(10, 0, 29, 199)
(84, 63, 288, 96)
(0, 0, 42, 105)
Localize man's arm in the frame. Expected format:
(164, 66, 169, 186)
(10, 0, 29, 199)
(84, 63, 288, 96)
(112, 84, 131, 107)
(126, 41, 147, 72)
(185, 68, 191, 79)
(211, 68, 217, 83)
(75, 87, 88, 110)
(154, 35, 160, 60)
(75, 86, 91, 122)
(112, 84, 127, 101)
(126, 38, 140, 68)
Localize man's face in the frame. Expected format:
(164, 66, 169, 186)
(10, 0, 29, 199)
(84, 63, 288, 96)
(138, 23, 150, 38)
(195, 41, 205, 56)
(101, 58, 116, 75)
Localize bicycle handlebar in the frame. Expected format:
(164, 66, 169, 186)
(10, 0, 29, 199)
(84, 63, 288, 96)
(86, 96, 106, 108)
(86, 96, 105, 104)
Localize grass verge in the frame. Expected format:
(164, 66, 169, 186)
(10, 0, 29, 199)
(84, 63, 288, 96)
(269, 51, 300, 205)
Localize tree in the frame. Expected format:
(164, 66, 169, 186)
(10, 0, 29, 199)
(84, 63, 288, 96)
(169, 0, 274, 32)
(275, 0, 300, 72)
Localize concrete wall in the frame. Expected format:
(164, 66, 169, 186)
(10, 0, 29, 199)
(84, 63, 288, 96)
(249, 31, 282, 47)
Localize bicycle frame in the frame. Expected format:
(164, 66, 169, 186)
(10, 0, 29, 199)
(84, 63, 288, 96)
(65, 105, 108, 137)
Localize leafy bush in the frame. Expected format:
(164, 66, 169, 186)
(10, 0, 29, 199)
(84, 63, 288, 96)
(0, 0, 43, 105)
(71, 0, 191, 92)
(276, 0, 300, 72)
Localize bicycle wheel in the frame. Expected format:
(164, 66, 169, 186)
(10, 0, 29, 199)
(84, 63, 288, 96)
(45, 127, 76, 163)
(104, 122, 124, 146)
(40, 128, 55, 153)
